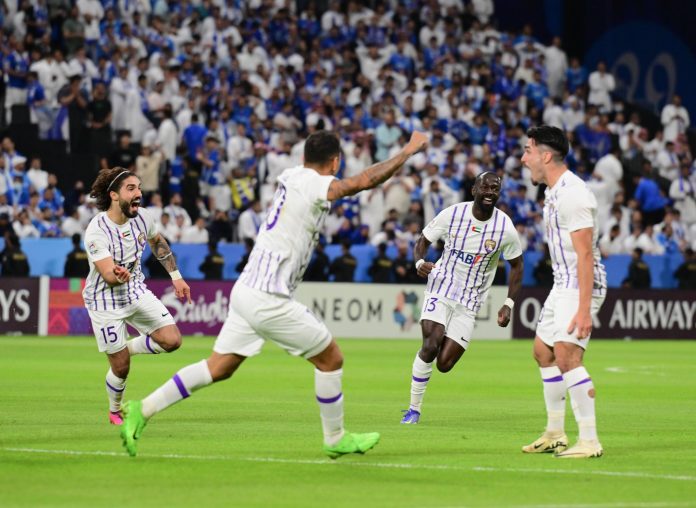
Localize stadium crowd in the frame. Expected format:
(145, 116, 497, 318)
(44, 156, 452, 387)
(0, 0, 695, 286)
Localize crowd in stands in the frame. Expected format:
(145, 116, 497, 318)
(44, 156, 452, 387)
(0, 0, 695, 287)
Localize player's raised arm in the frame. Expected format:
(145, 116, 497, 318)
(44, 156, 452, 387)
(497, 255, 523, 327)
(327, 131, 428, 201)
(148, 232, 192, 303)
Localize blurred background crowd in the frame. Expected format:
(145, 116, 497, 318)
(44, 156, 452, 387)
(0, 0, 694, 288)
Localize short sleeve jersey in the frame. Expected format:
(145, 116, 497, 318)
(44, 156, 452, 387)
(543, 170, 607, 294)
(82, 208, 159, 311)
(238, 166, 335, 297)
(423, 203, 522, 312)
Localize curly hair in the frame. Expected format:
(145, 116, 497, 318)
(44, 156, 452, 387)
(89, 167, 136, 211)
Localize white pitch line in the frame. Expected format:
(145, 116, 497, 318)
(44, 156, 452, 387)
(439, 502, 696, 508)
(2, 447, 696, 483)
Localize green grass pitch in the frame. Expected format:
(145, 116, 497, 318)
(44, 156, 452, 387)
(1, 337, 695, 507)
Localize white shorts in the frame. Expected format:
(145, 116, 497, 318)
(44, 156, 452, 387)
(88, 290, 176, 354)
(214, 282, 332, 359)
(536, 288, 606, 349)
(419, 292, 477, 350)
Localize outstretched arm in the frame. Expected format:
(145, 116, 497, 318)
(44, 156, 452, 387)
(497, 255, 523, 327)
(148, 233, 192, 303)
(327, 131, 428, 201)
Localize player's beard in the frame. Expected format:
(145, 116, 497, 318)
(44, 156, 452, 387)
(119, 198, 139, 219)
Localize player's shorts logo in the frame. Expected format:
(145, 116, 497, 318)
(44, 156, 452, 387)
(138, 232, 146, 246)
(484, 239, 497, 253)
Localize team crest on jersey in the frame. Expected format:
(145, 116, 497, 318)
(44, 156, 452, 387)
(138, 232, 146, 246)
(484, 239, 497, 253)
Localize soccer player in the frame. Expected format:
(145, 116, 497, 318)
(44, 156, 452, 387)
(401, 172, 524, 424)
(520, 125, 607, 458)
(120, 130, 429, 458)
(83, 167, 192, 425)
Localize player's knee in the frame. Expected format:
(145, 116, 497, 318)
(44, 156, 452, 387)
(207, 354, 244, 381)
(318, 350, 344, 371)
(161, 330, 182, 352)
(435, 357, 455, 373)
(532, 348, 545, 365)
(555, 358, 577, 373)
(533, 346, 554, 367)
(310, 339, 343, 371)
(329, 351, 344, 370)
(212, 365, 234, 381)
(420, 340, 440, 362)
(112, 362, 130, 378)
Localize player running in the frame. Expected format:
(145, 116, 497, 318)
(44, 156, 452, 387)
(83, 167, 192, 425)
(400, 172, 524, 424)
(520, 125, 607, 458)
(120, 130, 428, 458)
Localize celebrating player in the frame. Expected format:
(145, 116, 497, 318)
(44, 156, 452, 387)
(400, 172, 523, 424)
(520, 125, 607, 458)
(120, 130, 429, 458)
(83, 167, 192, 425)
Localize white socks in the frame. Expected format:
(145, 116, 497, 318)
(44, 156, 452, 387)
(315, 369, 344, 446)
(409, 353, 433, 412)
(540, 366, 566, 434)
(127, 335, 166, 355)
(563, 366, 598, 441)
(106, 369, 126, 412)
(141, 360, 213, 418)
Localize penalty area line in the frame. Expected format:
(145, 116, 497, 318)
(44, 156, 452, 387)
(2, 447, 695, 483)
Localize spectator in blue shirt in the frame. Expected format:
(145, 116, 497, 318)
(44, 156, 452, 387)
(27, 71, 54, 138)
(634, 165, 668, 226)
(38, 187, 64, 216)
(198, 134, 223, 189)
(169, 147, 186, 196)
(566, 57, 588, 94)
(525, 70, 549, 111)
(35, 204, 62, 237)
(183, 114, 207, 161)
(467, 115, 489, 145)
(493, 66, 522, 101)
(656, 224, 681, 254)
(388, 40, 416, 78)
(4, 37, 29, 125)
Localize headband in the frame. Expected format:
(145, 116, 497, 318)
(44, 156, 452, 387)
(106, 170, 131, 192)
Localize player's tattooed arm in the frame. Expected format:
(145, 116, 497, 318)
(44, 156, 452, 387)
(149, 233, 178, 273)
(327, 131, 428, 200)
(149, 233, 192, 303)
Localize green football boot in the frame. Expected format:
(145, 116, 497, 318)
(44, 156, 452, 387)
(323, 432, 380, 459)
(120, 400, 148, 457)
